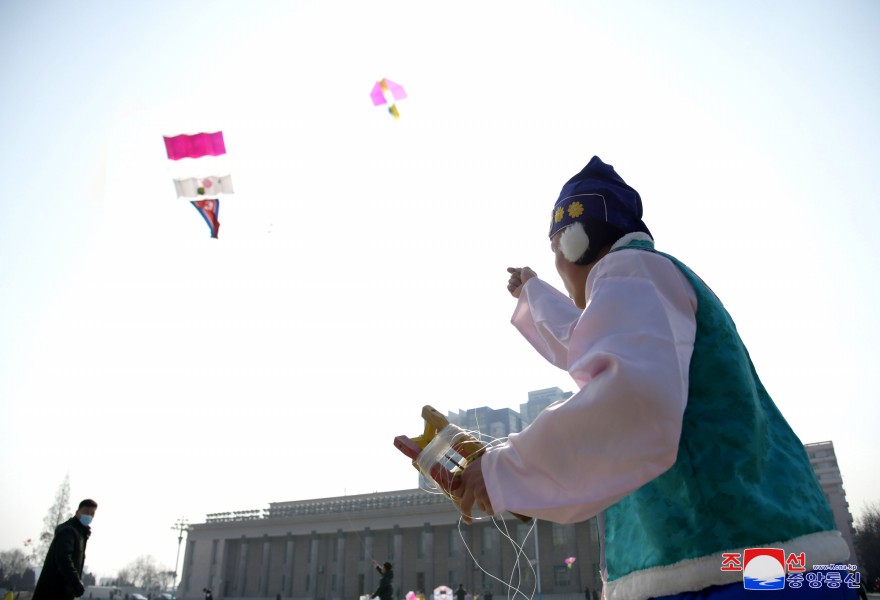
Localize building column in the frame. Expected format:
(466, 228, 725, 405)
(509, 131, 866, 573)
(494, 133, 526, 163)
(309, 531, 320, 600)
(574, 520, 592, 597)
(285, 534, 296, 597)
(365, 528, 375, 595)
(211, 539, 226, 599)
(260, 534, 271, 597)
(236, 536, 249, 597)
(393, 526, 403, 599)
(335, 529, 346, 600)
(178, 540, 193, 599)
(492, 525, 502, 594)
(423, 524, 434, 594)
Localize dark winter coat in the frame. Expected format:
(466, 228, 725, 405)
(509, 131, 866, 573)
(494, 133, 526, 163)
(32, 517, 91, 600)
(371, 567, 393, 600)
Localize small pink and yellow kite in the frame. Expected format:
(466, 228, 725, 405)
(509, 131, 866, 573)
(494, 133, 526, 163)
(370, 78, 407, 119)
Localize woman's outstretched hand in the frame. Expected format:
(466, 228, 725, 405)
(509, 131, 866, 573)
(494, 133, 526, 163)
(507, 267, 537, 298)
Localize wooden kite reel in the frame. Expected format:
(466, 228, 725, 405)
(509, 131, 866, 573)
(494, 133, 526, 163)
(394, 405, 530, 522)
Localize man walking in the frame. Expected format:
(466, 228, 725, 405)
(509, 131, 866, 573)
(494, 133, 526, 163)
(33, 499, 98, 600)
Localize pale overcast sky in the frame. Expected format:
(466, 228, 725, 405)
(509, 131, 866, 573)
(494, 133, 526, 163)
(1, 0, 878, 580)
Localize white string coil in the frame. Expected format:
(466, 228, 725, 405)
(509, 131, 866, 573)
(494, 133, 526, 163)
(415, 424, 476, 495)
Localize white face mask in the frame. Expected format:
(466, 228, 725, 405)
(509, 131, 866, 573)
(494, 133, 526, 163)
(79, 514, 93, 526)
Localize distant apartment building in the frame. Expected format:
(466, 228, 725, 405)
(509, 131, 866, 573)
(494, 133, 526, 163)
(804, 441, 857, 562)
(519, 387, 572, 425)
(445, 406, 523, 440)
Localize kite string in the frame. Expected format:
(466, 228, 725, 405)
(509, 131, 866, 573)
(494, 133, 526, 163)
(457, 515, 536, 600)
(413, 412, 535, 600)
(340, 504, 384, 571)
(497, 516, 537, 600)
(453, 420, 535, 600)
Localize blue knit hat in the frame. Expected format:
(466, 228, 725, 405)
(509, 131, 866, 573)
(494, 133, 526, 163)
(549, 156, 651, 239)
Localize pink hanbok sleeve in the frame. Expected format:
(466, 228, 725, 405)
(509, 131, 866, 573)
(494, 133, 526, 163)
(482, 249, 698, 523)
(510, 279, 584, 370)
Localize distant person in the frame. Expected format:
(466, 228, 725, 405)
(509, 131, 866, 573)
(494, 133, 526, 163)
(202, 589, 213, 600)
(455, 585, 466, 600)
(484, 590, 492, 600)
(32, 498, 97, 600)
(4, 588, 13, 600)
(370, 560, 393, 600)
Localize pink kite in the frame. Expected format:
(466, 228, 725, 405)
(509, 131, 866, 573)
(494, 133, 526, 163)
(371, 78, 407, 119)
(191, 199, 220, 238)
(370, 78, 407, 106)
(164, 132, 226, 160)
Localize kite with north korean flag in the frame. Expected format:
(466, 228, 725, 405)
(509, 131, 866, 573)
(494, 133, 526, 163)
(163, 131, 232, 238)
(191, 199, 221, 239)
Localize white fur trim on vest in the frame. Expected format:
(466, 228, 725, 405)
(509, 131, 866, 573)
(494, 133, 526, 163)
(611, 231, 654, 249)
(603, 530, 850, 600)
(559, 222, 590, 262)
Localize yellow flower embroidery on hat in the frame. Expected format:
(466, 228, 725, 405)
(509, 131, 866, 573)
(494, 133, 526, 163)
(568, 201, 584, 218)
(554, 207, 564, 223)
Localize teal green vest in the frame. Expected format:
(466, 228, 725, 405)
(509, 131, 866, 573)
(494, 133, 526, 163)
(603, 240, 835, 581)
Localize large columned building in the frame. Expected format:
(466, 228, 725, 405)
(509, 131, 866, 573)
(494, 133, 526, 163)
(176, 488, 602, 600)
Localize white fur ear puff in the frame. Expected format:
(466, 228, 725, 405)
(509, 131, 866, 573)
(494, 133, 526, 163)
(560, 222, 590, 262)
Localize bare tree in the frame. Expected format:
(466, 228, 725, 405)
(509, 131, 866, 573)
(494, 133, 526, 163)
(115, 567, 134, 587)
(159, 570, 175, 591)
(0, 548, 30, 579)
(35, 475, 71, 563)
(0, 548, 35, 591)
(125, 556, 170, 592)
(854, 500, 880, 590)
